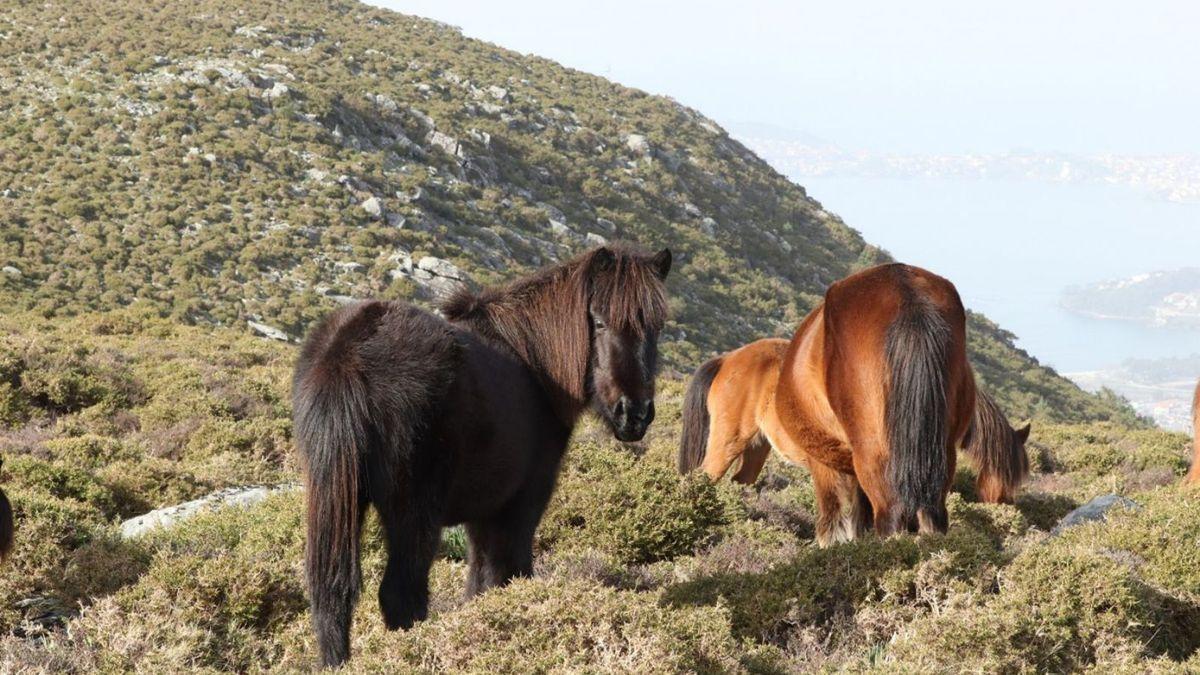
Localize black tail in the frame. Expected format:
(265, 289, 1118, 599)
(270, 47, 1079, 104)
(885, 294, 953, 533)
(293, 301, 456, 667)
(679, 356, 724, 474)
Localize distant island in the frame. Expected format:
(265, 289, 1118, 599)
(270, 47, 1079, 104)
(1060, 268, 1200, 327)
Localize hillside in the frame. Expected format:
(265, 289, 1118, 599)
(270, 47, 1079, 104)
(0, 0, 1135, 423)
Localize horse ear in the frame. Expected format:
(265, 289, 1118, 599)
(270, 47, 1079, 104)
(589, 246, 615, 274)
(651, 248, 672, 280)
(1015, 422, 1031, 444)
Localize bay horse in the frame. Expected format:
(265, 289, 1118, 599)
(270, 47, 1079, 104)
(678, 339, 1028, 504)
(678, 263, 976, 545)
(1188, 379, 1199, 485)
(294, 244, 671, 667)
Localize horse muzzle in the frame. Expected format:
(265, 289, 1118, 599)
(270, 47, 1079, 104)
(611, 397, 654, 442)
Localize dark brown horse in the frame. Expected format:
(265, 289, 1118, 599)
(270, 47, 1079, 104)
(0, 457, 12, 561)
(293, 244, 671, 666)
(679, 263, 975, 545)
(1188, 379, 1200, 486)
(679, 340, 1029, 504)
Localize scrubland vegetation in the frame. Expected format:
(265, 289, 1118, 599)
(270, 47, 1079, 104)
(0, 312, 1196, 672)
(0, 0, 1189, 671)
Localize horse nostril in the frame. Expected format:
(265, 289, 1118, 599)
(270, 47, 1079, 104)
(638, 400, 655, 423)
(613, 397, 629, 420)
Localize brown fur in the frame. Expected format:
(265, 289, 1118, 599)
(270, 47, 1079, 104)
(294, 244, 670, 666)
(963, 388, 1030, 503)
(683, 264, 976, 546)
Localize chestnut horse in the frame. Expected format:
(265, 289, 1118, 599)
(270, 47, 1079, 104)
(1188, 379, 1200, 485)
(679, 339, 1029, 503)
(679, 263, 976, 545)
(294, 244, 671, 666)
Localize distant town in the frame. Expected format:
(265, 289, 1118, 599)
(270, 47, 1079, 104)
(736, 135, 1200, 204)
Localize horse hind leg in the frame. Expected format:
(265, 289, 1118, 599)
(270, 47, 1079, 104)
(368, 454, 442, 631)
(811, 461, 867, 547)
(700, 416, 755, 482)
(731, 434, 771, 485)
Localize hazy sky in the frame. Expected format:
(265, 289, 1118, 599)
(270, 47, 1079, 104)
(373, 1, 1200, 155)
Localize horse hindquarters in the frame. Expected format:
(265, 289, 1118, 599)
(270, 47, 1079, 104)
(293, 301, 459, 667)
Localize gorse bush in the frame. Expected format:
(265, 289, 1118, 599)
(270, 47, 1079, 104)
(538, 439, 730, 565)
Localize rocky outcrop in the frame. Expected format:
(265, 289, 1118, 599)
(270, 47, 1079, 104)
(1051, 494, 1140, 535)
(119, 485, 298, 538)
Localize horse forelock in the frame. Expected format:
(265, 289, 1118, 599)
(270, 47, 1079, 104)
(586, 245, 668, 338)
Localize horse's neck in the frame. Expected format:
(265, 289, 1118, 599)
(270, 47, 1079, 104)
(454, 310, 588, 428)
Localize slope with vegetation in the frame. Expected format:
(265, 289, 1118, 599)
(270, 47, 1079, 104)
(0, 0, 1134, 423)
(1, 0, 1187, 671)
(0, 312, 1195, 672)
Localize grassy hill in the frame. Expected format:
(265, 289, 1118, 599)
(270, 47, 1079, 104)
(0, 0, 1135, 424)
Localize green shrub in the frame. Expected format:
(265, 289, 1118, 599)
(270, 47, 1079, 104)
(538, 440, 729, 564)
(348, 578, 784, 674)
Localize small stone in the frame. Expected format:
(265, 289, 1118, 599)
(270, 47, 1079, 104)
(120, 485, 298, 538)
(487, 85, 508, 100)
(361, 196, 383, 219)
(585, 232, 608, 246)
(417, 256, 464, 280)
(1051, 494, 1140, 535)
(247, 321, 290, 342)
(1, 265, 20, 277)
(264, 81, 289, 99)
(625, 133, 651, 155)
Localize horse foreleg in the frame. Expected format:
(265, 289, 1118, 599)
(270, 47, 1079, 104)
(465, 468, 556, 596)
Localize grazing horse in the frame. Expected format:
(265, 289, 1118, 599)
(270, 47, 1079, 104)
(0, 457, 12, 561)
(294, 244, 671, 666)
(962, 388, 1030, 503)
(679, 263, 976, 545)
(679, 341, 1029, 503)
(1188, 379, 1200, 486)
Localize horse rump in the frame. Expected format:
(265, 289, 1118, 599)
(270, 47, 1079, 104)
(293, 300, 458, 667)
(679, 355, 724, 474)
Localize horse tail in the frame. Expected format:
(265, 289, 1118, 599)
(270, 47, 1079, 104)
(885, 289, 954, 534)
(964, 388, 1029, 503)
(0, 482, 13, 561)
(293, 301, 456, 667)
(679, 355, 724, 474)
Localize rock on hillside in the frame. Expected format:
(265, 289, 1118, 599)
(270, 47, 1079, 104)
(0, 0, 1134, 423)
